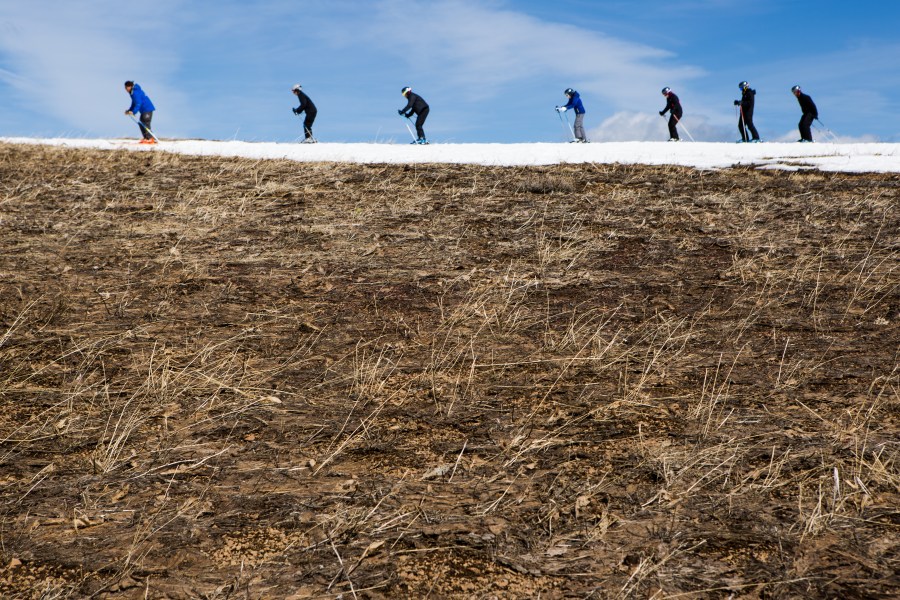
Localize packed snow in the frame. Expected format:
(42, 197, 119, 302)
(3, 137, 900, 173)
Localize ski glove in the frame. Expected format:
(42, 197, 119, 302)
(556, 106, 567, 112)
(734, 100, 740, 106)
(398, 109, 405, 116)
(292, 108, 300, 115)
(659, 111, 665, 116)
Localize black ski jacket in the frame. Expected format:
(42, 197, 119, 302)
(796, 92, 818, 118)
(294, 91, 317, 115)
(661, 92, 682, 117)
(737, 88, 755, 115)
(400, 92, 429, 117)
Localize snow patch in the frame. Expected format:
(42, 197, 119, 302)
(3, 137, 900, 173)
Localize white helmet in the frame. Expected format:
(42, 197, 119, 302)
(291, 84, 302, 92)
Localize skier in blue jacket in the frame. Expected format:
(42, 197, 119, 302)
(124, 81, 156, 143)
(556, 88, 587, 142)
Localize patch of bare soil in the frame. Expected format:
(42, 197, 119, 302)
(0, 142, 897, 598)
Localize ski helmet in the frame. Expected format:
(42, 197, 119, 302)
(661, 87, 671, 95)
(738, 81, 749, 90)
(564, 88, 574, 96)
(791, 85, 801, 93)
(291, 84, 302, 92)
(401, 86, 411, 96)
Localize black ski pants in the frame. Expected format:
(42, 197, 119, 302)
(798, 113, 814, 142)
(303, 109, 317, 140)
(668, 109, 682, 140)
(139, 111, 153, 139)
(738, 108, 759, 142)
(414, 107, 429, 139)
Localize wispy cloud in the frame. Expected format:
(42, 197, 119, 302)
(1, 1, 894, 142)
(590, 111, 733, 142)
(0, 2, 191, 137)
(366, 0, 704, 109)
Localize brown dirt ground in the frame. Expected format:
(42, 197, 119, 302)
(0, 142, 898, 599)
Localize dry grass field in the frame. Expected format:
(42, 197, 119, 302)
(0, 142, 898, 599)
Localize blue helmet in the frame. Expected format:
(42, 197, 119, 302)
(661, 87, 671, 95)
(564, 88, 575, 96)
(739, 81, 749, 90)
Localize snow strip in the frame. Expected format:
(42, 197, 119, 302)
(3, 137, 900, 173)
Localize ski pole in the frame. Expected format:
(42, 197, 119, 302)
(556, 109, 574, 141)
(563, 110, 576, 141)
(126, 114, 158, 141)
(660, 113, 696, 142)
(738, 106, 748, 142)
(814, 119, 838, 142)
(398, 113, 417, 142)
(673, 114, 695, 142)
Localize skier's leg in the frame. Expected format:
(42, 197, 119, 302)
(799, 114, 813, 141)
(573, 113, 585, 141)
(140, 111, 153, 139)
(304, 110, 316, 140)
(415, 107, 429, 140)
(745, 112, 759, 140)
(668, 115, 679, 140)
(747, 122, 759, 140)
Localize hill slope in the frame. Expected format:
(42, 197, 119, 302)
(0, 142, 898, 598)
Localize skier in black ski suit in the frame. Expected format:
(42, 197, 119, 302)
(791, 85, 818, 142)
(291, 84, 317, 142)
(399, 87, 429, 144)
(734, 81, 760, 142)
(659, 87, 683, 141)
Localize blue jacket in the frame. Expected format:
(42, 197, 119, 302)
(127, 84, 155, 114)
(563, 91, 585, 114)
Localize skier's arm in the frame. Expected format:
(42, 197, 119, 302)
(400, 95, 414, 115)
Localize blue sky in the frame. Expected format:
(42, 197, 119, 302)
(1, 0, 898, 143)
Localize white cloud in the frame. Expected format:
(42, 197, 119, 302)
(588, 111, 734, 142)
(770, 128, 879, 144)
(366, 0, 705, 111)
(0, 2, 192, 137)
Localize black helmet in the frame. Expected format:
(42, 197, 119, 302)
(661, 87, 671, 95)
(564, 88, 574, 96)
(791, 85, 801, 93)
(401, 86, 411, 96)
(738, 81, 749, 90)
